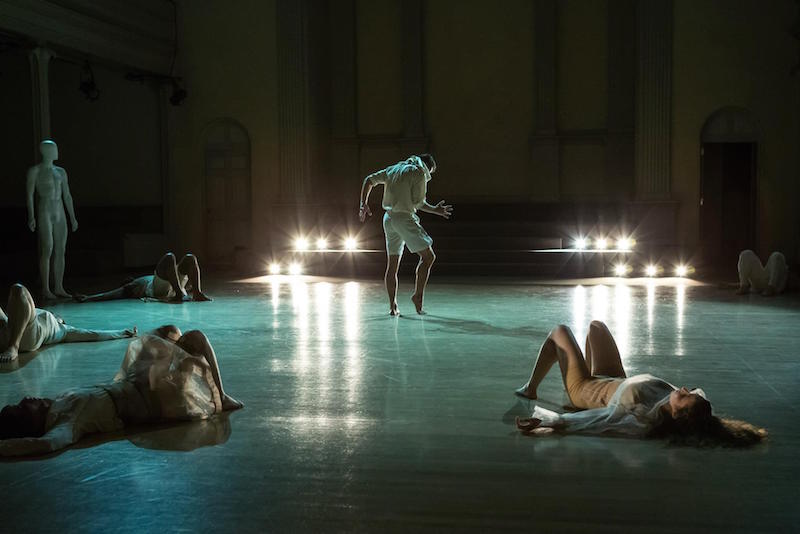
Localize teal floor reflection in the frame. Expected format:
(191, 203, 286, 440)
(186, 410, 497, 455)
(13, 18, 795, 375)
(0, 276, 798, 531)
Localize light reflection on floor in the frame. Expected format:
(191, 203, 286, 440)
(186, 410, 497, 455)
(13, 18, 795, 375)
(0, 276, 798, 531)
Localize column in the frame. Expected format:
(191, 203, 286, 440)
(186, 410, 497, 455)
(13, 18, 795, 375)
(29, 46, 52, 152)
(531, 0, 559, 200)
(635, 0, 673, 199)
(277, 0, 311, 202)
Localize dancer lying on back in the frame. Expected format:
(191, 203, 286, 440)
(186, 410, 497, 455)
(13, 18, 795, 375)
(73, 252, 211, 303)
(514, 321, 766, 447)
(0, 283, 136, 363)
(0, 326, 242, 456)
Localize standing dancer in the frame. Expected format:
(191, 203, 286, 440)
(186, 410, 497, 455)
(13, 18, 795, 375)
(359, 154, 452, 315)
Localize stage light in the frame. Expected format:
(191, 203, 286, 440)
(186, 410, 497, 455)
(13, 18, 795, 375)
(344, 237, 358, 251)
(269, 263, 281, 275)
(316, 238, 328, 250)
(645, 264, 658, 277)
(575, 237, 589, 250)
(617, 237, 633, 251)
(614, 263, 628, 276)
(675, 264, 689, 277)
(288, 262, 303, 275)
(595, 238, 608, 250)
(294, 237, 309, 252)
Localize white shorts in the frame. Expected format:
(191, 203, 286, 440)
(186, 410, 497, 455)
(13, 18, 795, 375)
(20, 309, 67, 352)
(383, 211, 433, 255)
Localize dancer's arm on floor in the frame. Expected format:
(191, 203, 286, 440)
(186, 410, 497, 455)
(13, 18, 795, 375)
(62, 325, 137, 343)
(73, 287, 129, 303)
(0, 423, 76, 457)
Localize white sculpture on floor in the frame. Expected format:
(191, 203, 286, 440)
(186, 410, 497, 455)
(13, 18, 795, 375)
(26, 139, 78, 299)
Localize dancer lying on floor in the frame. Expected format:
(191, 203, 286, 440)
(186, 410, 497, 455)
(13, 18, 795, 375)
(514, 321, 766, 446)
(0, 326, 242, 456)
(0, 283, 136, 363)
(73, 252, 211, 303)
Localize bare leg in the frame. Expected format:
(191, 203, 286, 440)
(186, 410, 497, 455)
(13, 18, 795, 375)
(37, 219, 56, 300)
(584, 320, 626, 377)
(177, 330, 242, 410)
(62, 325, 137, 343)
(52, 217, 70, 298)
(515, 325, 591, 405)
(155, 253, 188, 301)
(0, 284, 36, 362)
(385, 254, 401, 315)
(177, 254, 211, 301)
(411, 247, 436, 315)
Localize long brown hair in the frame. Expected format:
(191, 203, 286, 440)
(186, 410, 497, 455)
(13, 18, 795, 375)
(648, 404, 767, 447)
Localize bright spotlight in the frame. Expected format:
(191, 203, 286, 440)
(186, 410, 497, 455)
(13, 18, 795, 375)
(617, 237, 633, 251)
(595, 238, 608, 250)
(316, 238, 328, 250)
(288, 262, 303, 276)
(614, 263, 628, 276)
(675, 264, 689, 277)
(268, 262, 281, 275)
(575, 237, 589, 250)
(645, 264, 658, 277)
(294, 237, 309, 252)
(344, 237, 358, 251)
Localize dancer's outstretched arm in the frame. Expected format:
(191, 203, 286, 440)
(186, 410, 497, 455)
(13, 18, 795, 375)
(62, 325, 137, 343)
(73, 286, 128, 303)
(0, 423, 75, 457)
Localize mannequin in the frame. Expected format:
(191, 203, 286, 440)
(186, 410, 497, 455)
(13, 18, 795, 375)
(26, 140, 78, 299)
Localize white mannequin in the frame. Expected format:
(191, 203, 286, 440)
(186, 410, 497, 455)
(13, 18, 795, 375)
(26, 140, 78, 299)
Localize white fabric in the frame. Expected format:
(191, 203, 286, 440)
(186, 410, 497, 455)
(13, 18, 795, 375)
(44, 386, 123, 439)
(532, 374, 676, 437)
(114, 335, 222, 421)
(738, 250, 788, 293)
(19, 309, 67, 351)
(146, 273, 188, 300)
(367, 156, 431, 214)
(382, 211, 433, 255)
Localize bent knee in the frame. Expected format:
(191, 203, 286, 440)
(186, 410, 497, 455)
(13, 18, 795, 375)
(589, 320, 608, 331)
(419, 250, 436, 265)
(739, 249, 757, 263)
(551, 324, 572, 338)
(768, 251, 786, 264)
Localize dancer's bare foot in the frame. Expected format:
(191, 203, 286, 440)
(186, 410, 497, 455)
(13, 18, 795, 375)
(514, 383, 537, 399)
(390, 302, 399, 316)
(411, 293, 425, 315)
(72, 293, 88, 303)
(192, 291, 212, 302)
(735, 286, 749, 295)
(0, 347, 20, 363)
(54, 288, 71, 298)
(222, 394, 244, 411)
(42, 290, 57, 300)
(761, 285, 776, 297)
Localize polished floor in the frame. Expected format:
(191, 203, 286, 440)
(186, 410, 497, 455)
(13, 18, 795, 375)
(1, 275, 799, 532)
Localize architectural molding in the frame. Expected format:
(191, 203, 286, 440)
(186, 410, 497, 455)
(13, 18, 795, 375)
(0, 0, 174, 74)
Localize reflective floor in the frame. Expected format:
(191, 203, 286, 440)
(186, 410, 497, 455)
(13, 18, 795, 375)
(1, 276, 799, 532)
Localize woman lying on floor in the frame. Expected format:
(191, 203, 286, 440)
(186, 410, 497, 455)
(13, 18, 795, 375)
(0, 326, 242, 456)
(1, 283, 136, 363)
(514, 321, 766, 447)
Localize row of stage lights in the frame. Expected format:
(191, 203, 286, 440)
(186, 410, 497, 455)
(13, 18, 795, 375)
(294, 236, 359, 252)
(612, 263, 693, 277)
(574, 236, 634, 251)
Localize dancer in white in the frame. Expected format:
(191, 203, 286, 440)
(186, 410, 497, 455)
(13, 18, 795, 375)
(73, 252, 211, 303)
(514, 321, 766, 446)
(0, 326, 242, 456)
(26, 140, 79, 299)
(0, 283, 136, 363)
(736, 249, 788, 296)
(359, 154, 452, 315)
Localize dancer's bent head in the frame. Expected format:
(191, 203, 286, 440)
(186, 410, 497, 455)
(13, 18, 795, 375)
(418, 153, 436, 175)
(153, 324, 182, 342)
(0, 397, 52, 439)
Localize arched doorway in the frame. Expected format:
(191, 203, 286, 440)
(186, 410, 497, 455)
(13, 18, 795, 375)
(700, 107, 758, 274)
(204, 119, 251, 266)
